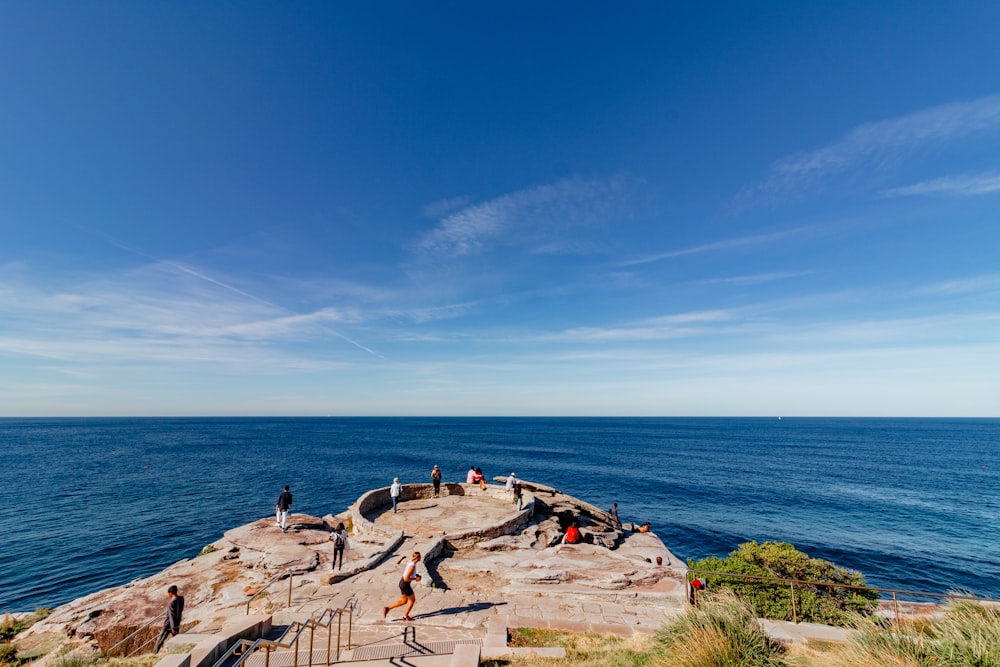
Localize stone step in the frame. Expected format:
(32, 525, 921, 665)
(241, 639, 482, 666)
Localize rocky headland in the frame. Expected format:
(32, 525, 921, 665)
(15, 478, 686, 664)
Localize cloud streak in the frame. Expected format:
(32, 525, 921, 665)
(414, 176, 630, 261)
(881, 172, 1000, 198)
(619, 225, 821, 267)
(750, 94, 1000, 196)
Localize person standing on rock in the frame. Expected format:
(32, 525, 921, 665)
(513, 479, 524, 511)
(430, 465, 442, 497)
(390, 477, 401, 513)
(329, 522, 349, 571)
(609, 502, 621, 529)
(276, 485, 292, 532)
(153, 585, 184, 653)
(383, 552, 422, 622)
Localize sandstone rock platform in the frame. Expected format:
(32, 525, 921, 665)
(22, 479, 688, 661)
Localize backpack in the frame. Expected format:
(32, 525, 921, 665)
(333, 531, 345, 548)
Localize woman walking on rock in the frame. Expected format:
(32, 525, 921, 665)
(383, 552, 422, 622)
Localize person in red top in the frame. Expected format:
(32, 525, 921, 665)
(563, 523, 581, 544)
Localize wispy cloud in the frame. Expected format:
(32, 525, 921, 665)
(421, 195, 472, 219)
(881, 172, 1000, 198)
(0, 259, 384, 365)
(549, 309, 743, 342)
(749, 94, 1000, 196)
(915, 274, 1000, 295)
(413, 176, 630, 261)
(619, 225, 821, 267)
(684, 271, 812, 286)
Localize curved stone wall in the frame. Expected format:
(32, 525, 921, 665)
(351, 483, 535, 550)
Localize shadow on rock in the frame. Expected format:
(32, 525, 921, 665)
(414, 601, 507, 619)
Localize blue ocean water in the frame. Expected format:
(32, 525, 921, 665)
(1, 417, 998, 612)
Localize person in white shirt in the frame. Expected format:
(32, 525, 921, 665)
(383, 552, 422, 622)
(390, 477, 401, 513)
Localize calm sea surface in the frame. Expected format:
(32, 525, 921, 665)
(1, 417, 998, 612)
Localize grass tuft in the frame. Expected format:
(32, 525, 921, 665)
(655, 590, 786, 666)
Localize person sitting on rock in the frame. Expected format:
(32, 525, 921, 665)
(637, 521, 651, 533)
(563, 521, 581, 544)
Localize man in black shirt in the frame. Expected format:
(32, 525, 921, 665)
(276, 485, 293, 532)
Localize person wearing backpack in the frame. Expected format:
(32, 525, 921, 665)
(329, 522, 350, 570)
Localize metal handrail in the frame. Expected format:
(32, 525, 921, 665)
(686, 568, 1000, 625)
(103, 611, 165, 657)
(217, 598, 360, 667)
(246, 568, 298, 614)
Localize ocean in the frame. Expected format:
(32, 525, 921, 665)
(1, 417, 998, 612)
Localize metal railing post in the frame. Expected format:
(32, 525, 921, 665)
(288, 575, 293, 607)
(347, 607, 353, 650)
(265, 647, 271, 667)
(293, 625, 299, 667)
(336, 611, 343, 662)
(790, 581, 797, 623)
(326, 618, 332, 666)
(308, 625, 314, 667)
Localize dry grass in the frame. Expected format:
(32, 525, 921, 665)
(655, 591, 786, 667)
(483, 627, 658, 667)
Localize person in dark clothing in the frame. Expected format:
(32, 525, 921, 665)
(430, 465, 442, 497)
(276, 485, 293, 532)
(609, 502, 622, 529)
(153, 585, 184, 653)
(329, 522, 349, 570)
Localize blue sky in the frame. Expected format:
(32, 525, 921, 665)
(2, 2, 999, 416)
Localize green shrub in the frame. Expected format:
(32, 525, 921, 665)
(688, 541, 879, 625)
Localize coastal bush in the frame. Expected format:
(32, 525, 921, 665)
(688, 541, 879, 625)
(654, 590, 785, 667)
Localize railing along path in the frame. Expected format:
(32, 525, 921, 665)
(686, 568, 1000, 625)
(214, 597, 359, 667)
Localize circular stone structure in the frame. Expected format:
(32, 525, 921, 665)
(354, 482, 536, 549)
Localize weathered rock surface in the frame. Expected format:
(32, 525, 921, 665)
(19, 480, 687, 659)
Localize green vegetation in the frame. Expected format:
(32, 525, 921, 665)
(800, 600, 1000, 667)
(689, 541, 879, 625)
(488, 596, 1000, 667)
(0, 609, 52, 642)
(197, 544, 215, 556)
(1, 609, 54, 666)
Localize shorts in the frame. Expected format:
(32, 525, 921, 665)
(398, 578, 414, 596)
